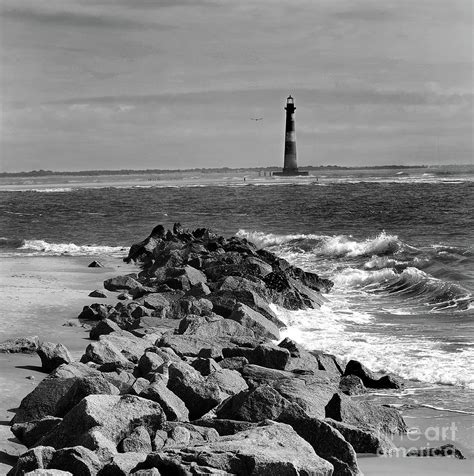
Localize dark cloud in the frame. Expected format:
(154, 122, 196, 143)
(1, 6, 173, 30)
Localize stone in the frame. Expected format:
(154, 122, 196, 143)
(51, 362, 102, 380)
(0, 336, 39, 353)
(228, 303, 280, 340)
(325, 419, 396, 454)
(88, 290, 107, 298)
(36, 342, 72, 373)
(276, 414, 361, 476)
(222, 343, 290, 370)
(138, 352, 166, 377)
(131, 378, 151, 396)
(344, 360, 403, 389)
(191, 419, 258, 436)
(185, 282, 211, 297)
(89, 319, 122, 340)
(215, 385, 306, 422)
(88, 261, 103, 268)
(38, 395, 166, 451)
(11, 378, 77, 424)
(140, 422, 333, 475)
(190, 358, 221, 376)
(103, 275, 144, 297)
(7, 446, 55, 476)
(181, 316, 255, 339)
(117, 292, 132, 300)
(339, 375, 366, 396)
(206, 369, 248, 397)
(167, 361, 223, 420)
(80, 331, 149, 366)
(12, 417, 62, 447)
(218, 357, 249, 372)
(406, 443, 465, 459)
(99, 452, 148, 476)
(118, 426, 152, 453)
(139, 378, 189, 422)
(325, 393, 407, 434)
(49, 446, 102, 476)
(157, 335, 224, 360)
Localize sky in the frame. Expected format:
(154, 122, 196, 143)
(0, 0, 472, 172)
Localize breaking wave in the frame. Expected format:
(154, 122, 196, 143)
(1, 239, 128, 257)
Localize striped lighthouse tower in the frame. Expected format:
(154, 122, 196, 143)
(283, 95, 298, 173)
(275, 95, 308, 176)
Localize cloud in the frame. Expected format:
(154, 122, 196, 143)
(1, 4, 173, 30)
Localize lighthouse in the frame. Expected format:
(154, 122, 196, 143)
(274, 95, 308, 176)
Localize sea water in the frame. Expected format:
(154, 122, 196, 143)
(1, 167, 473, 422)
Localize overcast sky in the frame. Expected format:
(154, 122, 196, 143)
(0, 0, 472, 172)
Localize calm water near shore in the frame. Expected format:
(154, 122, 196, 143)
(1, 166, 473, 454)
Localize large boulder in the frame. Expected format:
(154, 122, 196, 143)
(12, 417, 62, 447)
(0, 336, 39, 354)
(36, 343, 73, 373)
(325, 419, 396, 454)
(179, 315, 255, 339)
(80, 331, 149, 366)
(7, 446, 55, 476)
(214, 385, 306, 422)
(222, 343, 290, 370)
(166, 361, 224, 420)
(229, 303, 281, 340)
(344, 360, 403, 389)
(37, 395, 166, 452)
(140, 378, 190, 422)
(11, 375, 119, 425)
(49, 446, 103, 475)
(103, 275, 145, 297)
(139, 422, 333, 475)
(89, 319, 122, 340)
(325, 393, 407, 434)
(276, 413, 361, 476)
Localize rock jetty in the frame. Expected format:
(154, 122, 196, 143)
(9, 224, 408, 476)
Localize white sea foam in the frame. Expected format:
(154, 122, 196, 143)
(274, 304, 474, 389)
(18, 239, 127, 256)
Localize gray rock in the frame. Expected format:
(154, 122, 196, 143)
(81, 331, 149, 366)
(229, 303, 280, 340)
(103, 275, 143, 293)
(88, 290, 107, 298)
(157, 334, 224, 360)
(219, 356, 249, 371)
(7, 446, 55, 476)
(118, 426, 152, 454)
(406, 443, 465, 459)
(344, 360, 403, 389)
(185, 282, 211, 297)
(325, 418, 396, 454)
(36, 342, 73, 373)
(12, 417, 62, 447)
(99, 452, 147, 476)
(49, 446, 102, 476)
(182, 316, 255, 339)
(190, 358, 221, 376)
(277, 414, 361, 476)
(222, 343, 290, 370)
(89, 319, 122, 340)
(167, 361, 223, 420)
(339, 375, 366, 396)
(0, 336, 39, 354)
(24, 470, 72, 475)
(191, 419, 258, 436)
(325, 393, 407, 434)
(140, 378, 189, 422)
(206, 369, 248, 397)
(215, 385, 306, 422)
(142, 422, 333, 475)
(37, 395, 166, 452)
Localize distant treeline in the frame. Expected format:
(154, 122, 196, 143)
(0, 165, 427, 178)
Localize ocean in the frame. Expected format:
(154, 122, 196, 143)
(1, 167, 473, 423)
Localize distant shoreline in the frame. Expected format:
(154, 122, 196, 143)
(0, 164, 432, 178)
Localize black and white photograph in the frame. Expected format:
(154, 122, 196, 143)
(0, 1, 473, 475)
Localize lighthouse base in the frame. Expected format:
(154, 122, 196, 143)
(273, 169, 309, 176)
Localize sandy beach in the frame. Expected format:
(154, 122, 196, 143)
(0, 254, 472, 474)
(0, 255, 138, 473)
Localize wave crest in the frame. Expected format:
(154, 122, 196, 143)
(17, 239, 127, 256)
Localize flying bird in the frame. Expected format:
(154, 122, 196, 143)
(251, 117, 263, 121)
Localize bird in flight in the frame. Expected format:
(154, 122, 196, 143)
(251, 117, 263, 121)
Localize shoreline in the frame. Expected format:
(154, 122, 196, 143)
(1, 251, 473, 474)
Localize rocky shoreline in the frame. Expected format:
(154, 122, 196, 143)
(5, 224, 463, 475)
